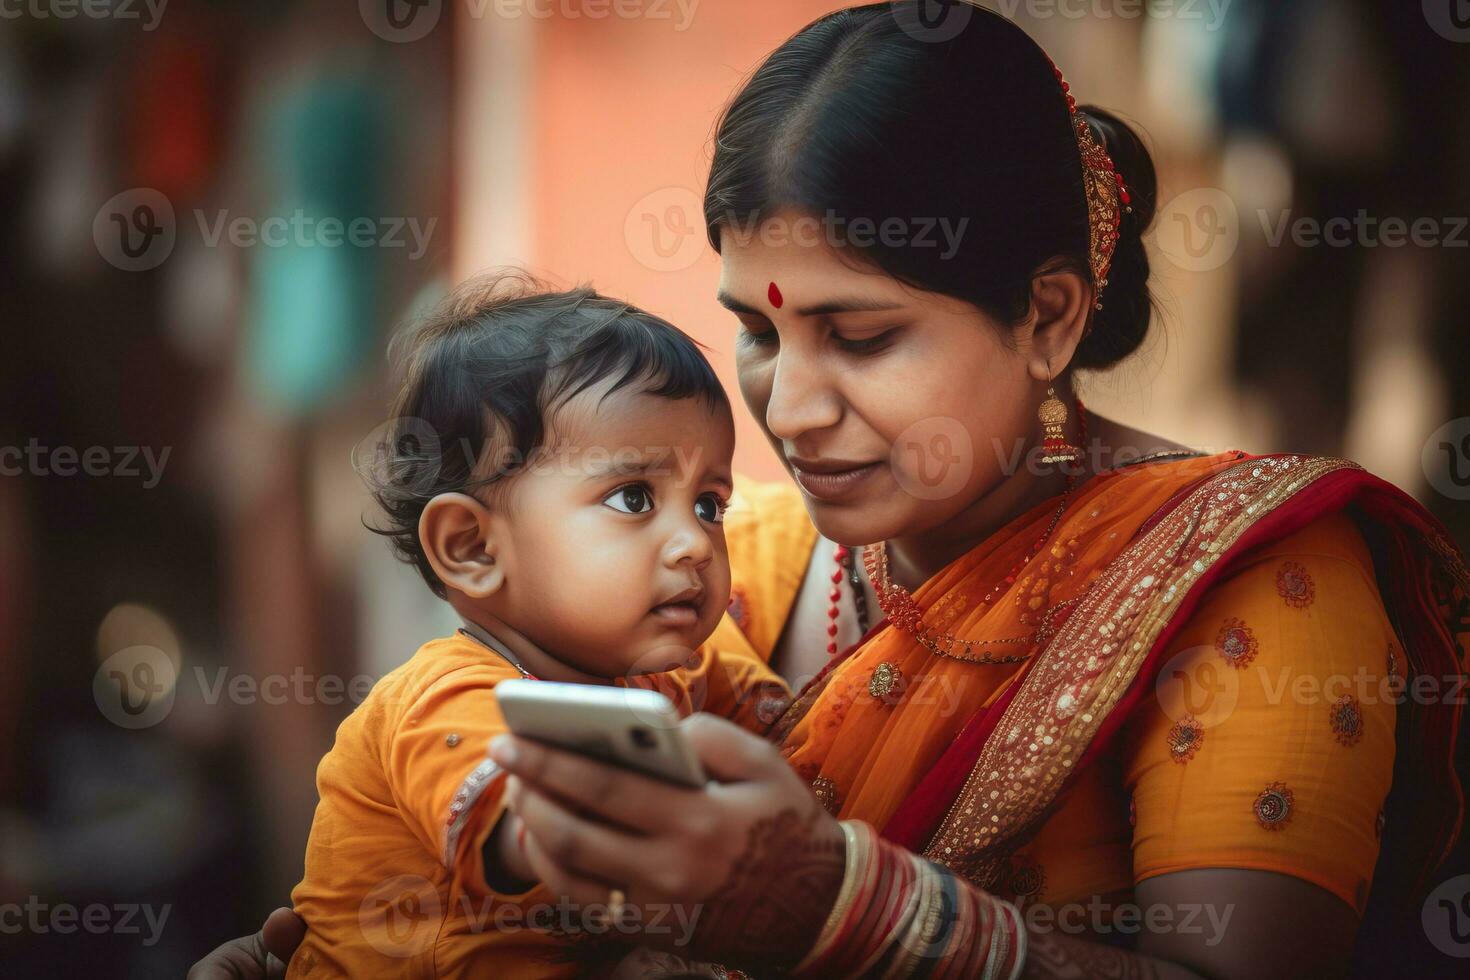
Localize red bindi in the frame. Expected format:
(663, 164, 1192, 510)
(768, 282, 784, 309)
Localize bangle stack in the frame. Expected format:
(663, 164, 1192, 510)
(794, 821, 1027, 979)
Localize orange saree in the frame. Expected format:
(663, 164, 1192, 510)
(709, 451, 1469, 975)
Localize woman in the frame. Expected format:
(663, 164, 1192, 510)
(193, 4, 1469, 977)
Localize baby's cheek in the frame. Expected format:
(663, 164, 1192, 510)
(550, 540, 650, 618)
(558, 590, 672, 677)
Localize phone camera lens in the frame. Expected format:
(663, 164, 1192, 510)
(629, 728, 656, 749)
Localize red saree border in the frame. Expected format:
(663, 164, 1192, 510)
(883, 668, 1029, 851)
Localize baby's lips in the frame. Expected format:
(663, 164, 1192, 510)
(653, 583, 706, 612)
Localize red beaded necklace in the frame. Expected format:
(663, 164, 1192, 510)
(824, 543, 872, 658)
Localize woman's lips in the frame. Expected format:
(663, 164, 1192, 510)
(788, 459, 883, 501)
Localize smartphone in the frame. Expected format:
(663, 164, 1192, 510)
(495, 680, 707, 788)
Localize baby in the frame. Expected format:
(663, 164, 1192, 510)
(286, 272, 782, 978)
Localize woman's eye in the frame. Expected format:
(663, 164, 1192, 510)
(695, 492, 727, 524)
(737, 323, 779, 348)
(603, 484, 654, 515)
(834, 328, 898, 355)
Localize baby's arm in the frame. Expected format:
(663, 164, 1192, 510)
(384, 663, 540, 900)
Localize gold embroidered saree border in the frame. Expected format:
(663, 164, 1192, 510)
(921, 454, 1362, 883)
(1427, 525, 1470, 594)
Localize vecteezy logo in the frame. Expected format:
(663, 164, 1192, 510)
(386, 0, 431, 29)
(93, 646, 178, 729)
(353, 416, 445, 498)
(1424, 0, 1470, 42)
(623, 187, 705, 272)
(892, 0, 974, 43)
(1152, 188, 1239, 273)
(360, 0, 441, 43)
(1422, 418, 1470, 501)
(1441, 435, 1470, 487)
(93, 189, 176, 272)
(889, 416, 973, 502)
(1154, 645, 1239, 728)
(359, 875, 442, 957)
(1423, 874, 1470, 957)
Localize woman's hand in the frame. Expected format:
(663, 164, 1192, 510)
(187, 907, 305, 980)
(489, 713, 845, 972)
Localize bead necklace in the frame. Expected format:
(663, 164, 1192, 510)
(824, 544, 872, 658)
(862, 399, 1089, 665)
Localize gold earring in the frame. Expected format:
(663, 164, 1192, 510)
(1039, 384, 1081, 465)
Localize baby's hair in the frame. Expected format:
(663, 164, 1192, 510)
(358, 269, 728, 598)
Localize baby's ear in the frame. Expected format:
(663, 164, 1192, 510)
(419, 493, 505, 599)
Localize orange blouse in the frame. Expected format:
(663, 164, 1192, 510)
(714, 459, 1397, 920)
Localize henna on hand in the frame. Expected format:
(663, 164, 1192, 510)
(697, 805, 845, 969)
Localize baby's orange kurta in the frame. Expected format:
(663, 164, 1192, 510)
(287, 632, 784, 979)
(287, 634, 568, 979)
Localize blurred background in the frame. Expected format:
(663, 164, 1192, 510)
(2, 0, 1467, 974)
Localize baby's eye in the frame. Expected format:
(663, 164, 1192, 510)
(695, 492, 727, 524)
(604, 483, 654, 515)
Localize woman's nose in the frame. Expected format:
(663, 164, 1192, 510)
(764, 347, 841, 442)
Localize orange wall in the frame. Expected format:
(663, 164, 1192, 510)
(525, 3, 848, 479)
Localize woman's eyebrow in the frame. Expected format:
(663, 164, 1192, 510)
(795, 297, 904, 316)
(716, 291, 763, 315)
(717, 290, 903, 317)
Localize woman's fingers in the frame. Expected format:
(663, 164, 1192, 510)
(489, 735, 693, 831)
(519, 824, 685, 952)
(680, 713, 787, 783)
(512, 779, 670, 890)
(520, 825, 622, 910)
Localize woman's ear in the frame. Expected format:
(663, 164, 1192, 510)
(1024, 269, 1092, 383)
(419, 493, 506, 599)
